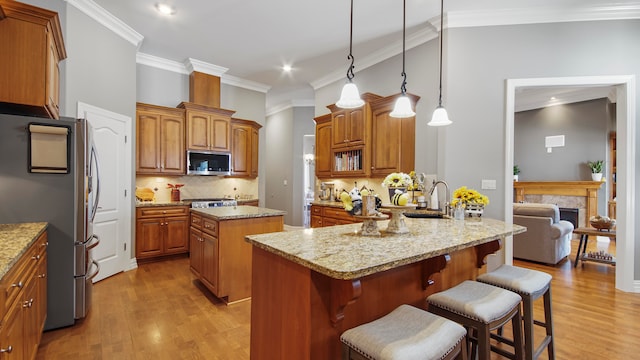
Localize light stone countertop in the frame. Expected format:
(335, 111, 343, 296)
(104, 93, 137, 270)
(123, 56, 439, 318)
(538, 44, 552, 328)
(0, 222, 48, 279)
(245, 217, 526, 280)
(136, 199, 259, 208)
(191, 206, 286, 220)
(310, 200, 344, 208)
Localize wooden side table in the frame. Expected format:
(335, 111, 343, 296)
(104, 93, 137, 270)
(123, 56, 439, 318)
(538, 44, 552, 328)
(573, 227, 616, 267)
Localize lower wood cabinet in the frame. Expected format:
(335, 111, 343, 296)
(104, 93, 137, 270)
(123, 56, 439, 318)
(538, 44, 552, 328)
(310, 204, 360, 228)
(189, 211, 283, 304)
(0, 231, 48, 360)
(136, 206, 189, 260)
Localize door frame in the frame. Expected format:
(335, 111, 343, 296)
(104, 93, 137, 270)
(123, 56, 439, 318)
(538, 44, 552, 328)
(77, 102, 134, 279)
(504, 75, 636, 293)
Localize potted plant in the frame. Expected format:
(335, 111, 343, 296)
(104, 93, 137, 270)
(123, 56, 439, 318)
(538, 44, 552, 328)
(513, 165, 521, 181)
(588, 160, 604, 181)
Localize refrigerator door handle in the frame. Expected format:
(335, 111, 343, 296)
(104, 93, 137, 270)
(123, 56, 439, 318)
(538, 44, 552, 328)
(90, 143, 101, 222)
(86, 234, 100, 251)
(88, 259, 100, 281)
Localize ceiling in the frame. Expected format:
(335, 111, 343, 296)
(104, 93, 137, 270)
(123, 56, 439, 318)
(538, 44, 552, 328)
(89, 0, 639, 108)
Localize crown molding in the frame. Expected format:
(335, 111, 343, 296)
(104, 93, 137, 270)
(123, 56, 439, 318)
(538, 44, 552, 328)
(311, 25, 438, 90)
(266, 100, 315, 117)
(221, 74, 271, 93)
(137, 52, 187, 74)
(184, 58, 228, 76)
(64, 0, 143, 49)
(448, 5, 640, 28)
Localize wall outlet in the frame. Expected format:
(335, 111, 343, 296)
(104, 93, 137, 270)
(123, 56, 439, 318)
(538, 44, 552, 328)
(481, 179, 497, 190)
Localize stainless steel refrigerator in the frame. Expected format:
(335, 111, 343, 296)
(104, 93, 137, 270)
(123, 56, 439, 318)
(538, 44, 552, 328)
(0, 113, 101, 330)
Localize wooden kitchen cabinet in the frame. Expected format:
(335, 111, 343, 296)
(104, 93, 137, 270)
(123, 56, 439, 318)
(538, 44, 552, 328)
(0, 0, 66, 119)
(314, 114, 332, 178)
(189, 211, 283, 304)
(369, 94, 418, 177)
(310, 204, 359, 227)
(136, 206, 190, 260)
(230, 118, 261, 178)
(136, 103, 186, 175)
(0, 231, 48, 360)
(179, 102, 235, 153)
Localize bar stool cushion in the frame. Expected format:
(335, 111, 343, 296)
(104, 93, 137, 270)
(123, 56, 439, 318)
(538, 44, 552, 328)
(340, 304, 466, 360)
(427, 280, 521, 324)
(477, 265, 551, 296)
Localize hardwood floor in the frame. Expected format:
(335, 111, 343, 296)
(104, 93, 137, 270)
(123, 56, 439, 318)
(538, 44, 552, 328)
(37, 237, 639, 359)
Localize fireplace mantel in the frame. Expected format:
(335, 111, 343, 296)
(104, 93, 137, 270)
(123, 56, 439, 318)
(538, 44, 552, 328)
(513, 181, 604, 225)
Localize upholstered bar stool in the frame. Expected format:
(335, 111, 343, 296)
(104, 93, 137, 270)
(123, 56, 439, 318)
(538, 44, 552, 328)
(477, 265, 555, 360)
(427, 280, 524, 360)
(340, 304, 468, 360)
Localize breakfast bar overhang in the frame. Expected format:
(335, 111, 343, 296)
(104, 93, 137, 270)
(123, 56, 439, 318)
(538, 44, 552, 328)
(245, 217, 526, 359)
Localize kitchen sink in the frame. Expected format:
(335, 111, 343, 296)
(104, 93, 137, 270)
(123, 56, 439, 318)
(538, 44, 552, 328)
(403, 210, 445, 219)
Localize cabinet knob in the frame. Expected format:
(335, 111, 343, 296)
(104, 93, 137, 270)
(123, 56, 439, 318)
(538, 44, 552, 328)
(11, 281, 23, 289)
(163, 211, 167, 214)
(32, 254, 41, 261)
(38, 273, 46, 279)
(0, 346, 12, 354)
(23, 299, 34, 308)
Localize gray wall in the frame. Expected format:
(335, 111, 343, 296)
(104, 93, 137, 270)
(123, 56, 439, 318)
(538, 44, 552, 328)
(264, 106, 315, 226)
(316, 20, 640, 280)
(137, 65, 188, 108)
(515, 98, 612, 214)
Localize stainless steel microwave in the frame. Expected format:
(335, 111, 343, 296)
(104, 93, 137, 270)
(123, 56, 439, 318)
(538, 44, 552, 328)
(187, 151, 231, 175)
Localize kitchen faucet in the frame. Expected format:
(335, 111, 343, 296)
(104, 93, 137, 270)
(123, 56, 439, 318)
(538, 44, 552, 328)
(428, 180, 451, 216)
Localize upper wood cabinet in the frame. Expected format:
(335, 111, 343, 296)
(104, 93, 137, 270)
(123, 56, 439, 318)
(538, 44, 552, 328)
(369, 94, 418, 177)
(230, 118, 261, 178)
(136, 103, 185, 175)
(178, 102, 235, 153)
(317, 93, 417, 179)
(314, 114, 332, 178)
(0, 0, 66, 119)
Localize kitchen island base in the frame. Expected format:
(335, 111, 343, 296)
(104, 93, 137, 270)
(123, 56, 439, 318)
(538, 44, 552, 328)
(249, 241, 499, 359)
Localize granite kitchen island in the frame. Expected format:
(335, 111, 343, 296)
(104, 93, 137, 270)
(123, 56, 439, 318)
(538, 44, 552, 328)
(245, 217, 526, 359)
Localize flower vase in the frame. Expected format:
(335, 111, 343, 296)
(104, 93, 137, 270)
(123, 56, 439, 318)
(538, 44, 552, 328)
(465, 203, 484, 217)
(387, 187, 407, 204)
(171, 189, 181, 202)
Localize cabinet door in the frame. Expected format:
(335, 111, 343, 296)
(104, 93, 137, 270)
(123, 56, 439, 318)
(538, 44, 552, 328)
(45, 25, 60, 119)
(202, 232, 219, 295)
(347, 108, 366, 144)
(250, 126, 259, 178)
(315, 118, 332, 178)
(331, 110, 348, 147)
(136, 111, 161, 173)
(189, 228, 203, 277)
(370, 108, 401, 176)
(160, 115, 185, 174)
(211, 116, 231, 152)
(187, 111, 211, 151)
(164, 216, 189, 254)
(231, 124, 250, 176)
(23, 276, 38, 360)
(36, 252, 47, 334)
(0, 296, 25, 359)
(310, 215, 323, 228)
(135, 218, 164, 259)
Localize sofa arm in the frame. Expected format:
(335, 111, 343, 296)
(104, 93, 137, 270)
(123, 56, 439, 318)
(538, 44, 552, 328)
(551, 220, 574, 239)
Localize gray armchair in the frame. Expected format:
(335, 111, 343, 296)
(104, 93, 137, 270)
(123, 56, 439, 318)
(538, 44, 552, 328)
(513, 203, 574, 265)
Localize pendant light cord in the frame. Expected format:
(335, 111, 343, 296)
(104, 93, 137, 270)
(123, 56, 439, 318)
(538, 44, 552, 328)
(346, 0, 356, 82)
(400, 0, 407, 95)
(437, 0, 444, 107)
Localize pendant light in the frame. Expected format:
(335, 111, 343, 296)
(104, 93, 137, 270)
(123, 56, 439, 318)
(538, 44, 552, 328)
(390, 0, 415, 118)
(336, 0, 365, 109)
(428, 0, 452, 126)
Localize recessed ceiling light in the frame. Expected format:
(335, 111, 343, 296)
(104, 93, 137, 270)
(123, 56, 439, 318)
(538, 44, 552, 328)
(282, 65, 292, 72)
(155, 3, 176, 15)
(550, 96, 557, 100)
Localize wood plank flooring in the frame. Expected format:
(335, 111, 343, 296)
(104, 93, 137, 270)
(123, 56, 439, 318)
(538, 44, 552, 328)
(37, 237, 639, 359)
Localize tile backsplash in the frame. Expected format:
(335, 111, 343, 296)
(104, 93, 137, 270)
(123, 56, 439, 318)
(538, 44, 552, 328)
(136, 175, 258, 203)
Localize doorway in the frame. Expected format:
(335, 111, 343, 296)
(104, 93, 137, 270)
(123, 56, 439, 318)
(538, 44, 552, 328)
(505, 75, 636, 292)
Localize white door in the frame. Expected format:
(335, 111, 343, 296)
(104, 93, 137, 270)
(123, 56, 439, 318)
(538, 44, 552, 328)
(77, 102, 132, 282)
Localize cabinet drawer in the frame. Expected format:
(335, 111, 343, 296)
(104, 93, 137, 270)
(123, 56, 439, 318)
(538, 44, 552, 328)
(137, 206, 189, 218)
(3, 240, 39, 313)
(202, 217, 218, 237)
(310, 215, 323, 228)
(311, 206, 323, 216)
(190, 213, 202, 229)
(322, 207, 353, 221)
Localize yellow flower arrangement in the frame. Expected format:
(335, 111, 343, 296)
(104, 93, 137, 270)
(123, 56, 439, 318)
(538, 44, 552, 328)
(382, 172, 413, 188)
(450, 186, 489, 207)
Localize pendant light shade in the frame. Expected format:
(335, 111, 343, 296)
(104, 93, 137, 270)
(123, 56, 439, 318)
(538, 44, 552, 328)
(428, 0, 452, 126)
(390, 0, 415, 118)
(336, 0, 364, 109)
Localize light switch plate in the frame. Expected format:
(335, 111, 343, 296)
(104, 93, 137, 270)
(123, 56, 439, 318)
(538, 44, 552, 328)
(481, 179, 497, 190)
